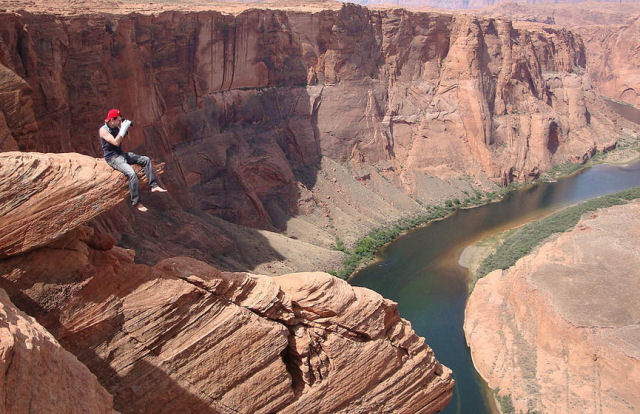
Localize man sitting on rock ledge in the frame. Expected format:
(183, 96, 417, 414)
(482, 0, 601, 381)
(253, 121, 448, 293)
(99, 109, 167, 212)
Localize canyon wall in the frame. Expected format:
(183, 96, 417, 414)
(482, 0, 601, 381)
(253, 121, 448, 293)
(479, 2, 640, 110)
(0, 4, 633, 269)
(0, 152, 454, 413)
(465, 201, 640, 413)
(1, 3, 637, 413)
(341, 0, 640, 10)
(577, 19, 640, 109)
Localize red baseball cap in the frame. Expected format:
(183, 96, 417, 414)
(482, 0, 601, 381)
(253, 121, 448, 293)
(105, 109, 121, 122)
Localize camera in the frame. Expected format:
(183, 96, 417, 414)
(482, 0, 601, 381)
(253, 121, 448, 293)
(123, 118, 135, 126)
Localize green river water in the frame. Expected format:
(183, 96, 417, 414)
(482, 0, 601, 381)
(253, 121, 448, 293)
(351, 159, 640, 414)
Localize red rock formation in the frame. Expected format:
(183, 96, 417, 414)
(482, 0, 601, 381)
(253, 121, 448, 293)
(0, 226, 453, 413)
(478, 2, 640, 110)
(0, 5, 631, 273)
(0, 149, 342, 283)
(0, 288, 115, 413)
(465, 201, 640, 413)
(0, 5, 631, 242)
(578, 18, 640, 108)
(0, 152, 127, 257)
(478, 1, 640, 27)
(328, 0, 640, 10)
(0, 151, 453, 412)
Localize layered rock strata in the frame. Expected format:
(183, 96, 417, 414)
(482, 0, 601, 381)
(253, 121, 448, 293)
(0, 152, 129, 257)
(0, 228, 454, 413)
(341, 0, 640, 10)
(0, 151, 453, 413)
(0, 4, 634, 268)
(479, 1, 640, 27)
(577, 18, 640, 109)
(0, 288, 115, 413)
(479, 2, 640, 110)
(465, 201, 640, 413)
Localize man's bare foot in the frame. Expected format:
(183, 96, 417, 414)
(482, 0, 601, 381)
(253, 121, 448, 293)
(136, 203, 148, 212)
(151, 186, 168, 193)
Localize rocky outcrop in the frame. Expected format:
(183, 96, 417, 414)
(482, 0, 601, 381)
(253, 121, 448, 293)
(0, 151, 453, 412)
(0, 150, 344, 277)
(0, 288, 115, 413)
(464, 201, 640, 413)
(0, 228, 453, 413)
(0, 152, 128, 258)
(337, 0, 640, 10)
(0, 4, 633, 265)
(577, 18, 640, 109)
(274, 272, 453, 413)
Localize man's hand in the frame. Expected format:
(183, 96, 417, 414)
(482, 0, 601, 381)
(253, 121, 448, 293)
(119, 119, 132, 137)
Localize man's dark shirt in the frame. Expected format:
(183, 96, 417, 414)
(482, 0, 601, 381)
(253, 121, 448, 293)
(100, 123, 123, 160)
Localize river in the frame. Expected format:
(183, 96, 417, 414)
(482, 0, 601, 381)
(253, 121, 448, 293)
(350, 159, 640, 414)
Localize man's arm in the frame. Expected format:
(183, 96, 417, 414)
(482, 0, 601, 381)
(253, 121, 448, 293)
(99, 126, 124, 147)
(99, 120, 131, 146)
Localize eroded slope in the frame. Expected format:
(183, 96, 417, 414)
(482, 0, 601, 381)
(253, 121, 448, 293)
(0, 5, 634, 270)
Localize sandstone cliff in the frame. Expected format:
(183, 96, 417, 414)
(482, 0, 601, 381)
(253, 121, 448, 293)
(0, 151, 454, 413)
(1, 239, 454, 413)
(0, 3, 633, 270)
(576, 19, 640, 109)
(340, 0, 640, 10)
(464, 201, 640, 413)
(479, 2, 640, 111)
(479, 1, 640, 27)
(0, 288, 116, 413)
(0, 152, 130, 258)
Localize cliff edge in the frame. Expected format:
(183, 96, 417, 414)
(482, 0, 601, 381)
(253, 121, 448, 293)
(0, 152, 129, 257)
(464, 200, 640, 413)
(0, 151, 453, 412)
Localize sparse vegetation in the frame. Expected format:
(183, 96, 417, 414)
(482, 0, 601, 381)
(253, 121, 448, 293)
(542, 160, 584, 180)
(334, 238, 346, 252)
(541, 131, 640, 181)
(334, 191, 500, 279)
(330, 176, 544, 279)
(475, 186, 640, 281)
(494, 389, 516, 414)
(332, 138, 640, 280)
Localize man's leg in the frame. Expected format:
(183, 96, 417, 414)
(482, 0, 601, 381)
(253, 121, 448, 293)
(107, 155, 140, 205)
(124, 152, 160, 188)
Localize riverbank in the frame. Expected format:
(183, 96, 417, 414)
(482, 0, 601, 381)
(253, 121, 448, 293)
(337, 188, 510, 280)
(462, 185, 640, 293)
(462, 138, 640, 279)
(350, 156, 640, 414)
(337, 136, 640, 281)
(464, 199, 640, 414)
(463, 166, 640, 414)
(540, 134, 640, 182)
(458, 228, 516, 280)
